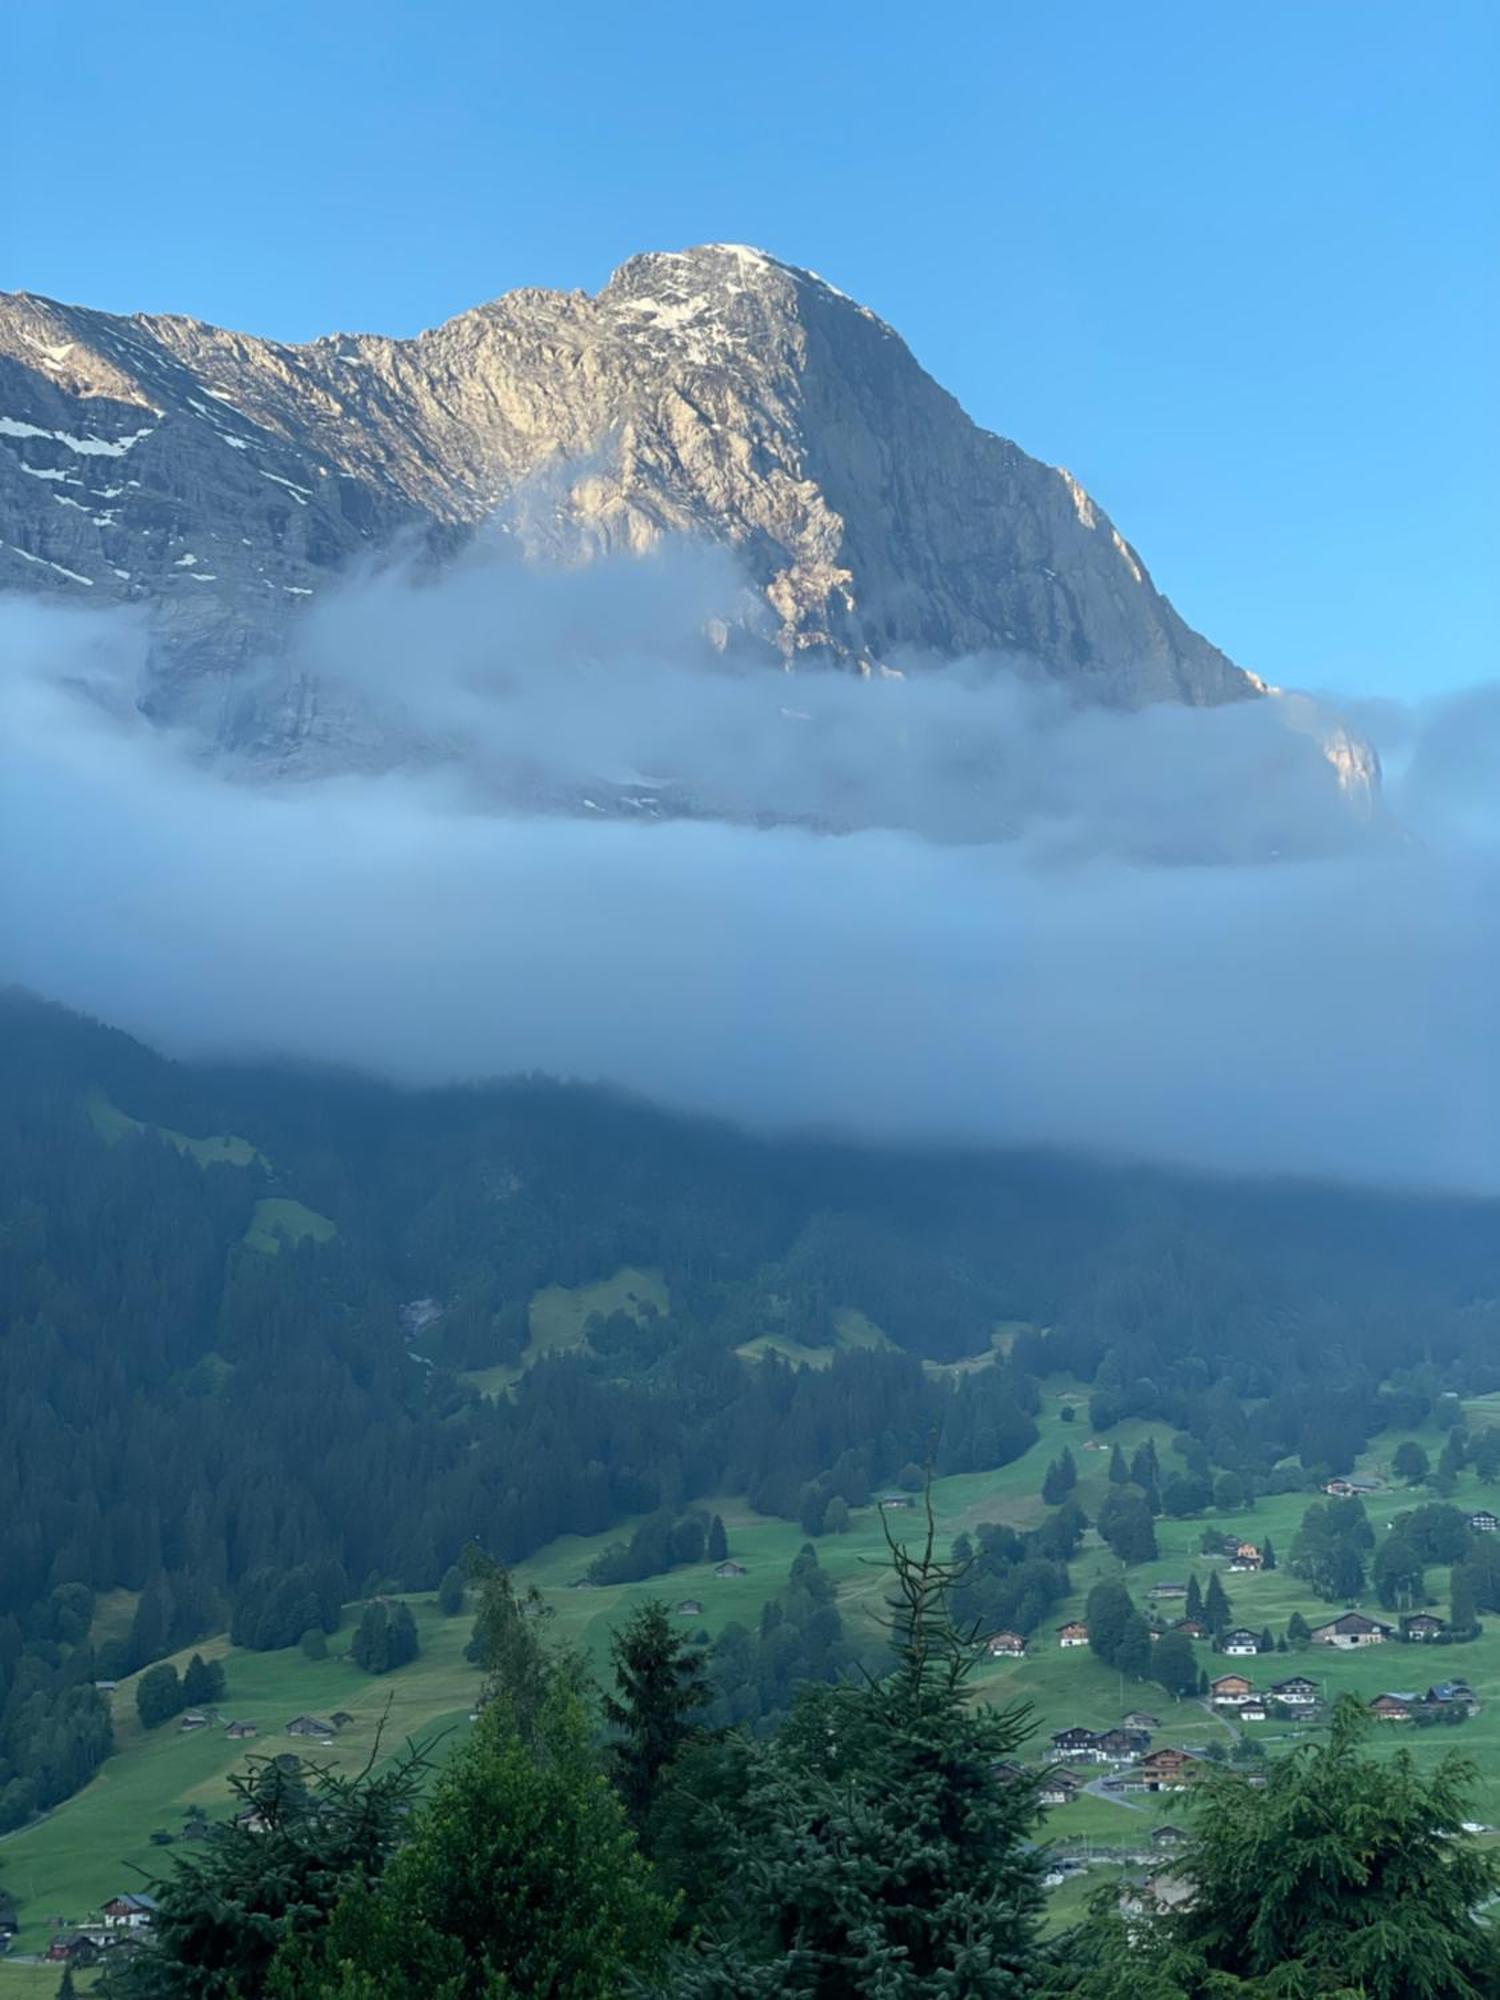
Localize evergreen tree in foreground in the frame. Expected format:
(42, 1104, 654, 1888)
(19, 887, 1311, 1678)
(1043, 1696, 1500, 1999)
(670, 1497, 1044, 1996)
(603, 1599, 709, 1837)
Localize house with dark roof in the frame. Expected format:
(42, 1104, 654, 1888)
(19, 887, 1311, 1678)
(100, 1894, 157, 1930)
(1309, 1611, 1392, 1649)
(1401, 1613, 1446, 1642)
(1218, 1629, 1260, 1658)
(1050, 1726, 1101, 1760)
(1270, 1675, 1319, 1706)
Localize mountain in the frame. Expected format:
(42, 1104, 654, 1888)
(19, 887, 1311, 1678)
(1, 244, 1265, 748)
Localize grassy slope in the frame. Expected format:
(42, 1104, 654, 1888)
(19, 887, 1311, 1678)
(85, 1091, 263, 1172)
(8, 1279, 1500, 1953)
(463, 1266, 669, 1397)
(243, 1197, 337, 1255)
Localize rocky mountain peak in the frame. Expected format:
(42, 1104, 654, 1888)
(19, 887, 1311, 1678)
(0, 246, 1286, 753)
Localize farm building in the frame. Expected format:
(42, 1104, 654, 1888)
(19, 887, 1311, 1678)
(713, 1559, 748, 1579)
(985, 1630, 1027, 1657)
(1401, 1613, 1446, 1642)
(1056, 1621, 1089, 1648)
(1468, 1511, 1498, 1535)
(1308, 1612, 1392, 1649)
(675, 1598, 703, 1617)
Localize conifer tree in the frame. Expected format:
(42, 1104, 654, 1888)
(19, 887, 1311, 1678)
(602, 1599, 709, 1836)
(1204, 1572, 1232, 1636)
(1108, 1444, 1128, 1485)
(1260, 1535, 1276, 1572)
(671, 1496, 1045, 1995)
(1184, 1574, 1204, 1624)
(707, 1515, 728, 1564)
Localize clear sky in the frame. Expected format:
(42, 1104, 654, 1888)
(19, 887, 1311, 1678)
(4, 1, 1494, 698)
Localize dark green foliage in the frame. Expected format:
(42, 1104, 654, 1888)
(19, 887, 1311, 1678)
(1203, 1571, 1231, 1635)
(1085, 1579, 1135, 1667)
(1450, 1564, 1479, 1637)
(136, 1663, 184, 1731)
(1051, 1698, 1500, 1998)
(1212, 1470, 1245, 1510)
(349, 1601, 418, 1676)
(1040, 1447, 1077, 1505)
(1290, 1496, 1374, 1601)
(602, 1599, 709, 1834)
(1260, 1534, 1275, 1571)
(1161, 1472, 1211, 1516)
(1151, 1628, 1198, 1697)
(271, 1693, 672, 2000)
(104, 1748, 424, 1996)
(1096, 1489, 1157, 1565)
(1286, 1608, 1311, 1648)
(670, 1508, 1044, 1995)
(232, 1567, 346, 1654)
(435, 1567, 465, 1617)
(950, 1520, 1072, 1639)
(1394, 1438, 1430, 1483)
(181, 1654, 226, 1708)
(1373, 1532, 1427, 1612)
(706, 1515, 728, 1564)
(705, 1544, 866, 1735)
(1129, 1439, 1160, 1492)
(1108, 1444, 1128, 1485)
(1184, 1573, 1204, 1623)
(300, 1628, 327, 1662)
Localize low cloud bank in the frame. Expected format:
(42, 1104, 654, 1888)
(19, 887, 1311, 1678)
(2, 543, 1496, 1193)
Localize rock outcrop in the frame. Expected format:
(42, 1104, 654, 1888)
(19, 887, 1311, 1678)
(1, 244, 1262, 750)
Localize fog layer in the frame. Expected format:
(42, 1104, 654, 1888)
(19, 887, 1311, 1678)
(3, 542, 1496, 1193)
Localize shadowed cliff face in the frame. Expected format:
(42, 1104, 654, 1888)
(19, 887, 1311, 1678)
(0, 244, 1257, 747)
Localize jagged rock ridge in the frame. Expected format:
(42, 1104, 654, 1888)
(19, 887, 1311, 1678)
(0, 244, 1265, 746)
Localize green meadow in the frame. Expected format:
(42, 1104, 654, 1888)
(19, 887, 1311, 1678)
(6, 1348, 1500, 1958)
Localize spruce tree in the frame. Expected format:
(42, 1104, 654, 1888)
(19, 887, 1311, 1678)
(1261, 1535, 1276, 1572)
(671, 1500, 1045, 1995)
(602, 1599, 709, 1836)
(1184, 1574, 1204, 1624)
(1287, 1609, 1311, 1648)
(1204, 1572, 1232, 1636)
(1044, 1698, 1500, 1997)
(707, 1515, 728, 1564)
(1109, 1444, 1128, 1485)
(1451, 1565, 1479, 1637)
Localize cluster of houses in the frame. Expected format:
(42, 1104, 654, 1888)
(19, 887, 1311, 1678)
(1367, 1680, 1479, 1724)
(44, 1894, 158, 1966)
(1040, 1717, 1203, 1801)
(1208, 1671, 1317, 1720)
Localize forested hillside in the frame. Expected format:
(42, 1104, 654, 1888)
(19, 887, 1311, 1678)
(3, 988, 1499, 1835)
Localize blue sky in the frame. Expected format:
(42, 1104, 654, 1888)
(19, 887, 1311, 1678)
(4, 1, 1493, 698)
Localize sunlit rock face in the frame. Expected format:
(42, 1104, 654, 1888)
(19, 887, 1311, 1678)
(1, 246, 1259, 728)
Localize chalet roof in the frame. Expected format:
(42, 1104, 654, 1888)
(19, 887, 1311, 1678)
(1313, 1611, 1391, 1635)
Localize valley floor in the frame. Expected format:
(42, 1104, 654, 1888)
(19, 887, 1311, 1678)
(5, 1392, 1500, 1961)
